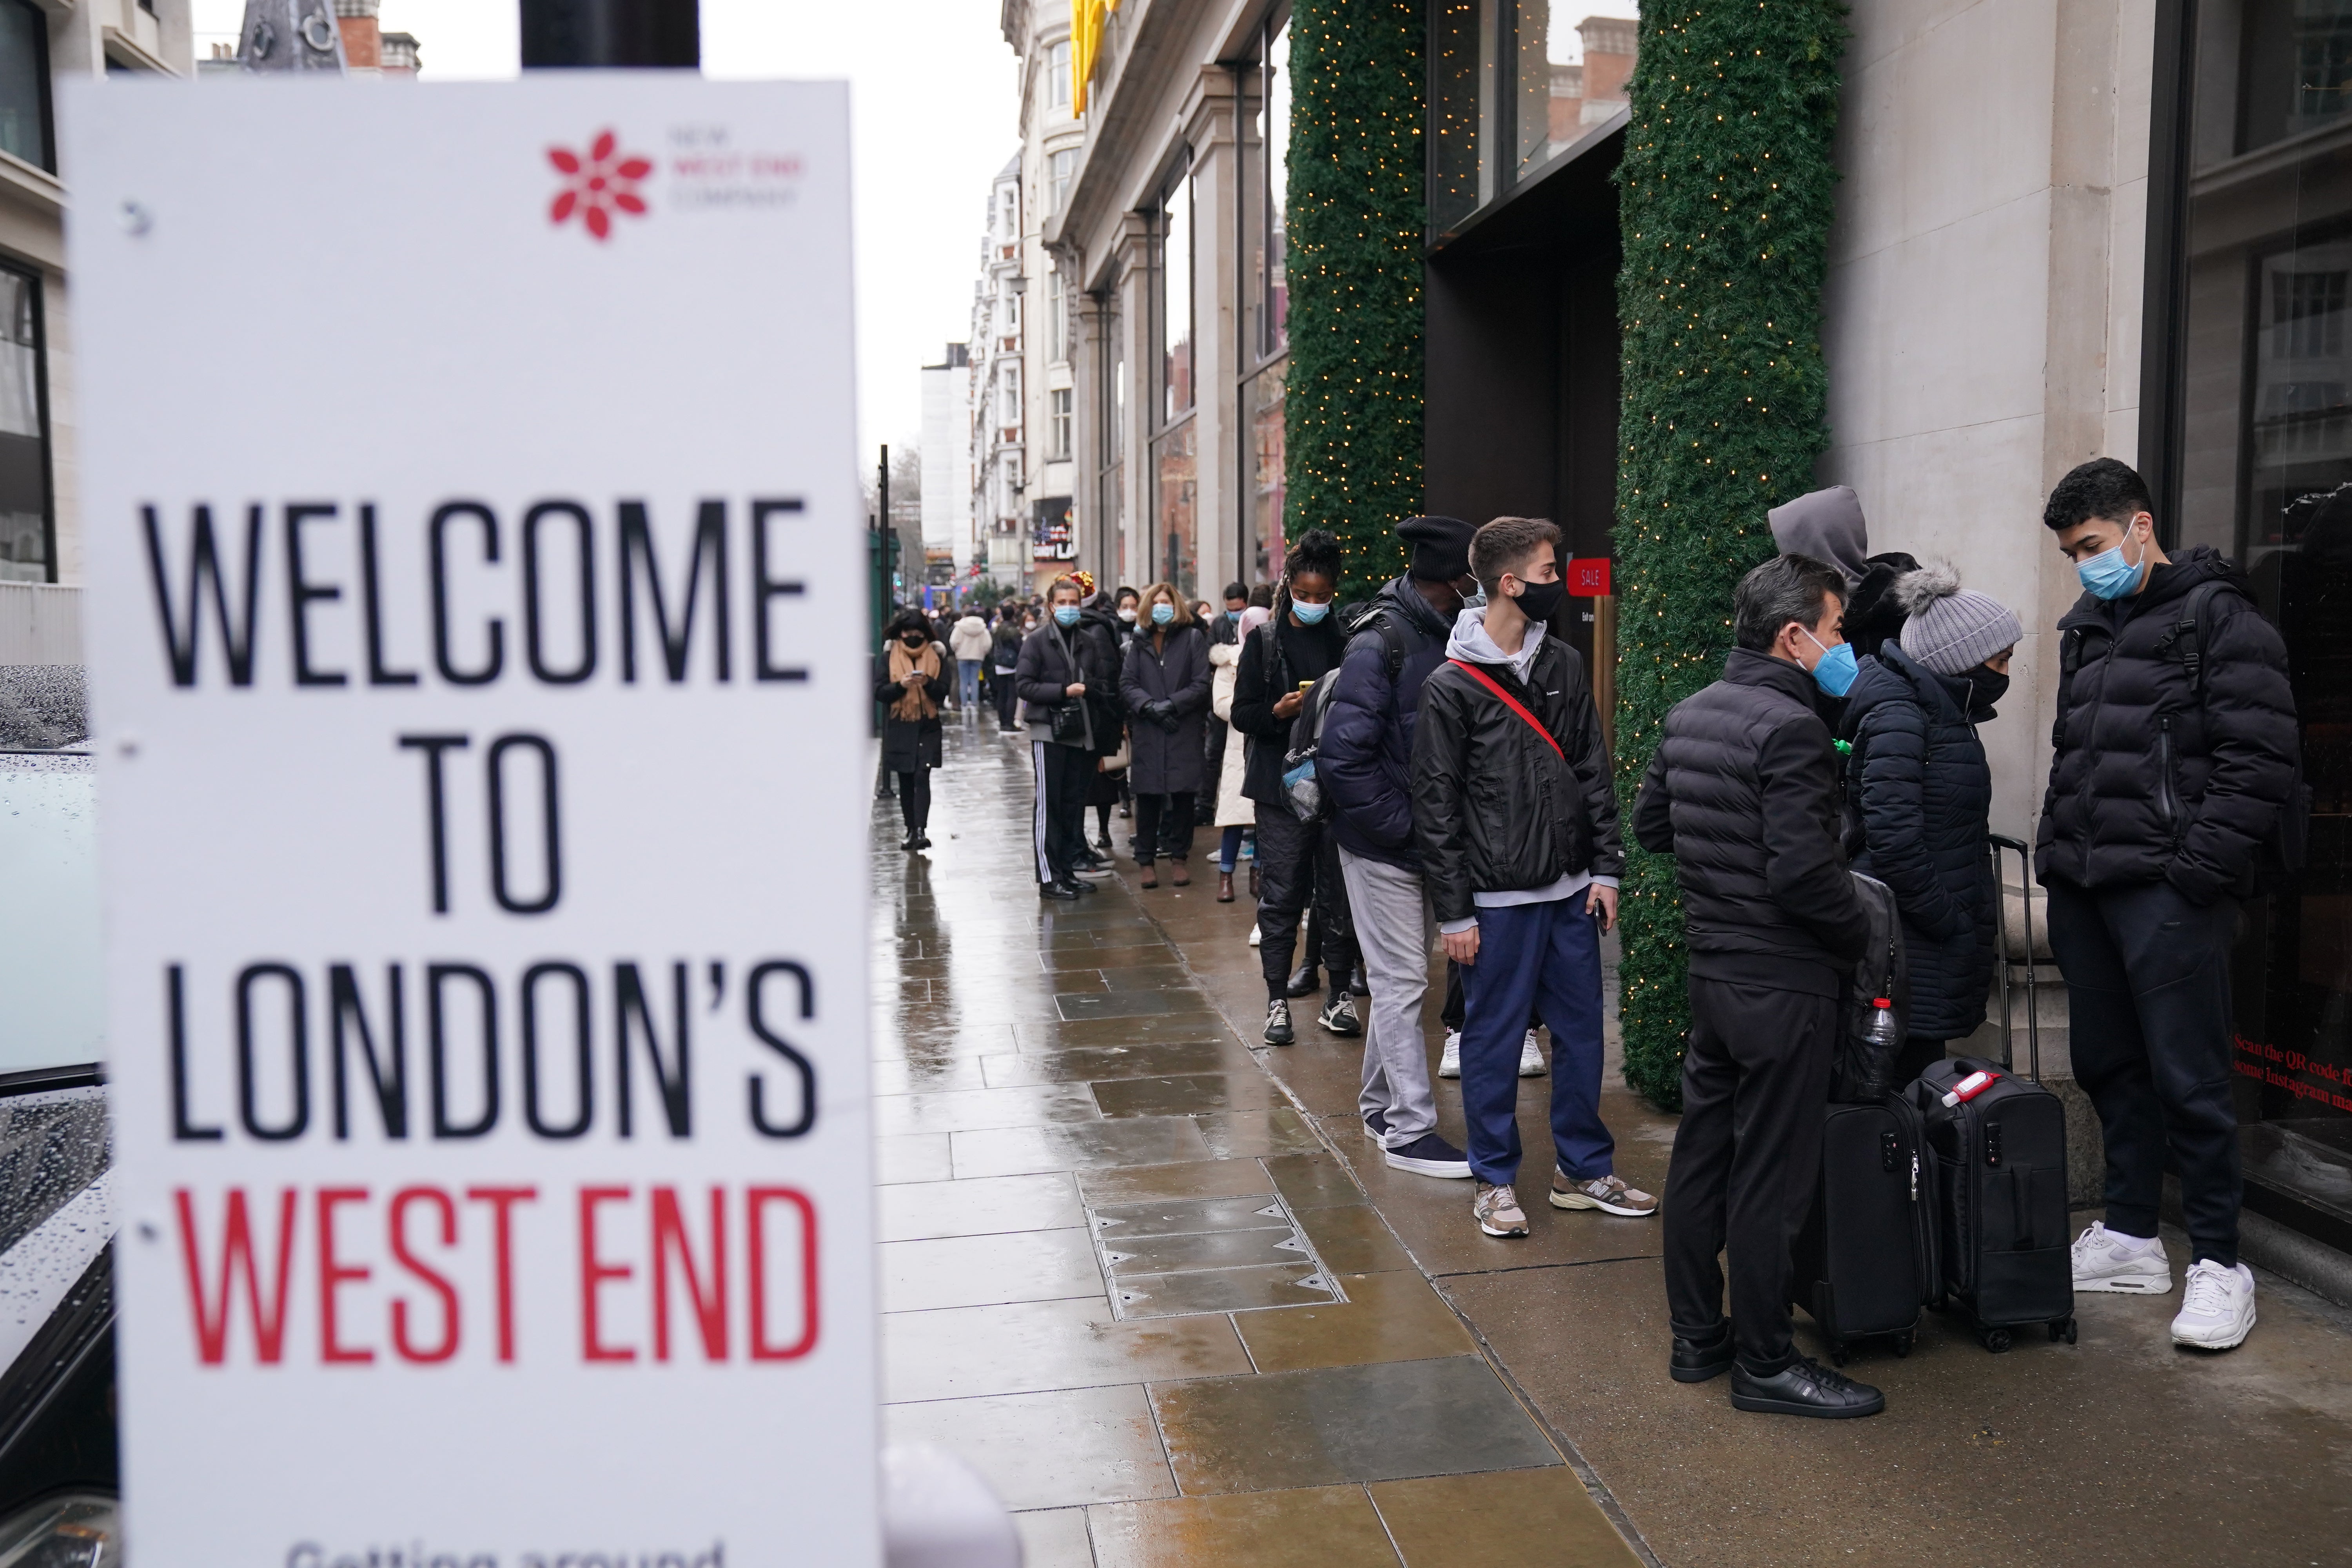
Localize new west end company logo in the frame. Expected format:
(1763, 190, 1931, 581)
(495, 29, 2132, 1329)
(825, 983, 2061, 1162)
(547, 129, 652, 241)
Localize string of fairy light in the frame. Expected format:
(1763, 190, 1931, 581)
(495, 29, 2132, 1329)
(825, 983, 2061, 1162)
(1610, 0, 1846, 1108)
(1285, 0, 1424, 599)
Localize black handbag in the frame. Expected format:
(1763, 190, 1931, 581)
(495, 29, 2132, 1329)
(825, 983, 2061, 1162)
(1049, 701, 1089, 745)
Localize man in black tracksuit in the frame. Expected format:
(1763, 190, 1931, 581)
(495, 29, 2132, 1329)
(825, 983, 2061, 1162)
(2040, 458, 2299, 1352)
(1632, 553, 1882, 1418)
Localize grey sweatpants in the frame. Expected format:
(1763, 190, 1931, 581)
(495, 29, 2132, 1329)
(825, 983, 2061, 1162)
(1338, 847, 1439, 1148)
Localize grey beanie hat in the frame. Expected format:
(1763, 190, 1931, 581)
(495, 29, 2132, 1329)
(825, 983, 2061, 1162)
(1895, 565, 2022, 676)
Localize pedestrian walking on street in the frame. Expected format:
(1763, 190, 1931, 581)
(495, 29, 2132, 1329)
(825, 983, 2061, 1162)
(1412, 517, 1637, 1230)
(1208, 606, 1263, 903)
(991, 605, 1027, 731)
(1631, 552, 1884, 1419)
(877, 610, 946, 851)
(2039, 459, 2300, 1352)
(1321, 514, 1481, 1181)
(950, 605, 992, 713)
(1017, 575, 1119, 899)
(1119, 583, 1212, 888)
(1840, 566, 2022, 1085)
(1233, 530, 1358, 1045)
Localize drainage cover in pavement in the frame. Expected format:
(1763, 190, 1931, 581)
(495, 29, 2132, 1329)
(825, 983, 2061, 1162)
(1090, 1193, 1345, 1320)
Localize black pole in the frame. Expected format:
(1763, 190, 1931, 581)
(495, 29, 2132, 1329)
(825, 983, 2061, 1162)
(520, 0, 699, 67)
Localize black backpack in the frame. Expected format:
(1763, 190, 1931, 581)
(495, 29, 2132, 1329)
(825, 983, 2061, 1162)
(1277, 605, 1410, 825)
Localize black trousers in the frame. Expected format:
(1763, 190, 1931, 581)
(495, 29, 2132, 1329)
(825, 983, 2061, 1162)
(1663, 976, 1835, 1371)
(1255, 806, 1352, 1002)
(2046, 877, 2243, 1266)
(895, 769, 931, 834)
(1134, 792, 1198, 864)
(1031, 739, 1094, 885)
(994, 672, 1021, 728)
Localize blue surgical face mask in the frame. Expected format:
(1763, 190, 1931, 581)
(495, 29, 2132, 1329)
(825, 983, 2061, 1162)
(1151, 603, 1175, 626)
(1291, 599, 1332, 625)
(1053, 604, 1082, 628)
(1801, 629, 1858, 698)
(2076, 532, 2148, 601)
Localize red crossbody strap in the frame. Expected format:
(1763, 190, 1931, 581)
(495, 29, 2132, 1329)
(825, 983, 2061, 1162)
(1449, 659, 1563, 759)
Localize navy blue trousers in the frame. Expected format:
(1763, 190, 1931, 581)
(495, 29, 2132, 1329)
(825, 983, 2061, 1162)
(1458, 895, 1611, 1186)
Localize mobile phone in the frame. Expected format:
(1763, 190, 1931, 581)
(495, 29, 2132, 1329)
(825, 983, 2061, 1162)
(1298, 681, 1314, 694)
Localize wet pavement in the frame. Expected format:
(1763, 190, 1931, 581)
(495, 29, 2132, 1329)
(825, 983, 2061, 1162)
(875, 715, 2352, 1566)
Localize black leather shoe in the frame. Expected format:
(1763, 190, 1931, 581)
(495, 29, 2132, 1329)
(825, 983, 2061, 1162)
(899, 832, 920, 851)
(1729, 1356, 1885, 1418)
(1670, 1326, 1737, 1384)
(1040, 881, 1081, 902)
(1285, 964, 1320, 998)
(1067, 878, 1100, 895)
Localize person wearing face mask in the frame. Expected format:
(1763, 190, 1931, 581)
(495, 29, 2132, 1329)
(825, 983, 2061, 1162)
(2040, 458, 2299, 1352)
(1016, 575, 1121, 899)
(875, 610, 946, 852)
(1319, 515, 1483, 1180)
(1118, 584, 1212, 887)
(1232, 530, 1359, 1045)
(991, 603, 1027, 732)
(1838, 566, 2022, 1085)
(1414, 517, 1633, 1223)
(1631, 552, 1881, 1419)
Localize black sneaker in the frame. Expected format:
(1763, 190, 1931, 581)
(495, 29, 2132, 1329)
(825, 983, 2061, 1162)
(1670, 1325, 1737, 1384)
(1348, 963, 1370, 998)
(1363, 1107, 1388, 1142)
(1318, 994, 1362, 1036)
(1729, 1356, 1886, 1418)
(1068, 877, 1100, 895)
(1263, 999, 1295, 1046)
(1285, 964, 1320, 998)
(1040, 881, 1081, 902)
(1385, 1133, 1472, 1179)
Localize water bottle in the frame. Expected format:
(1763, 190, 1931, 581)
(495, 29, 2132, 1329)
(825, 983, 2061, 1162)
(1863, 996, 1898, 1055)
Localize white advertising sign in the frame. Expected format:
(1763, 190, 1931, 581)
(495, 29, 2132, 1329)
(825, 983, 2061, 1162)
(65, 77, 876, 1564)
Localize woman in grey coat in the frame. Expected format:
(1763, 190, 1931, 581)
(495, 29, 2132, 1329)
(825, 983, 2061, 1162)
(1119, 582, 1213, 886)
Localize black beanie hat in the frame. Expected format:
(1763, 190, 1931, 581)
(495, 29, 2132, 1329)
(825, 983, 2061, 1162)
(1397, 514, 1476, 581)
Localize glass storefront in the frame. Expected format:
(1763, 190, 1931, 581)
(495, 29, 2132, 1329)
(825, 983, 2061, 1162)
(0, 268, 47, 584)
(1247, 362, 1287, 583)
(1237, 13, 1292, 584)
(1152, 418, 1197, 592)
(2156, 0, 2352, 1243)
(1428, 0, 1636, 243)
(1153, 165, 1197, 592)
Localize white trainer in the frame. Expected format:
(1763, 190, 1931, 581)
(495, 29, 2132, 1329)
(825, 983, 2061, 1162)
(2171, 1259, 2257, 1350)
(2071, 1221, 2172, 1294)
(1247, 922, 1261, 948)
(1438, 1030, 1461, 1078)
(1518, 1028, 1548, 1077)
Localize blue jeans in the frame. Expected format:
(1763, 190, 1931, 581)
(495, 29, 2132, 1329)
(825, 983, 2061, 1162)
(1218, 825, 1245, 873)
(1458, 895, 1610, 1186)
(958, 659, 982, 708)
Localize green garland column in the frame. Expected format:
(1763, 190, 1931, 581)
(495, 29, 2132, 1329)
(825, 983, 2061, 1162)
(1611, 0, 1846, 1108)
(1285, 0, 1424, 598)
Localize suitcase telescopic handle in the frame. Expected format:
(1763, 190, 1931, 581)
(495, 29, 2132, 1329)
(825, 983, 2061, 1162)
(1987, 834, 2040, 1083)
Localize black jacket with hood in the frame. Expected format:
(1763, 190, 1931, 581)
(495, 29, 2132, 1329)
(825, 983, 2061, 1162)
(1409, 617, 1623, 926)
(2036, 544, 2299, 904)
(1842, 642, 1995, 1039)
(1631, 648, 1871, 995)
(1320, 575, 1458, 870)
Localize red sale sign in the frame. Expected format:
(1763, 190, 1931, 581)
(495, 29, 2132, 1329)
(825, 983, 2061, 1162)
(1566, 557, 1613, 597)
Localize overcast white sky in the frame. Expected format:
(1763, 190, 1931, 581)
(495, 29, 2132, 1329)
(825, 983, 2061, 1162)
(190, 1, 1020, 462)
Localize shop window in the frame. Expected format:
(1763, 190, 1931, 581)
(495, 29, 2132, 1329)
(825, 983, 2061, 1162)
(0, 267, 47, 584)
(0, 1, 49, 174)
(1156, 167, 1194, 422)
(1250, 18, 1290, 361)
(1245, 363, 1287, 583)
(1150, 420, 1197, 595)
(1430, 0, 1637, 242)
(2147, 0, 2352, 1243)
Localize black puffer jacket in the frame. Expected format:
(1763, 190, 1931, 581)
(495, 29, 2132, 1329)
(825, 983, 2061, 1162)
(1631, 648, 1871, 995)
(1410, 635, 1623, 926)
(1014, 615, 1119, 745)
(1842, 643, 1994, 1040)
(1320, 575, 1457, 870)
(1119, 621, 1212, 794)
(2036, 546, 2299, 904)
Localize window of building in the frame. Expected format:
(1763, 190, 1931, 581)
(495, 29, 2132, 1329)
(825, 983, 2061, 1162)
(0, 0, 51, 174)
(1097, 290, 1126, 584)
(1001, 363, 1021, 428)
(1238, 14, 1293, 581)
(1048, 270, 1069, 363)
(1050, 388, 1073, 459)
(1049, 147, 1078, 216)
(1047, 40, 1072, 111)
(1429, 1, 1635, 243)
(1257, 18, 1290, 361)
(1156, 167, 1194, 423)
(2144, 0, 2352, 1249)
(999, 186, 1018, 242)
(0, 265, 48, 584)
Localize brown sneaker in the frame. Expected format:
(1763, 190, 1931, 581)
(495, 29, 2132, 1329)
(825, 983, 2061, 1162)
(1474, 1181, 1529, 1238)
(1550, 1173, 1658, 1217)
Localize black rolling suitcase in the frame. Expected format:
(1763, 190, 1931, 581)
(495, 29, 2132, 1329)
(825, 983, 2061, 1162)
(1791, 873, 1938, 1363)
(1910, 1056, 2076, 1352)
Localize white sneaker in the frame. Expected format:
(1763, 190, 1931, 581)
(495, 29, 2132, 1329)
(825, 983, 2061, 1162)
(2070, 1221, 2172, 1294)
(1439, 1030, 1461, 1078)
(1518, 1028, 1548, 1076)
(2171, 1259, 2257, 1350)
(1248, 922, 1262, 948)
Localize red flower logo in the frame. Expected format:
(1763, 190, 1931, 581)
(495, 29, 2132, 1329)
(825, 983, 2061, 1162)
(548, 129, 651, 241)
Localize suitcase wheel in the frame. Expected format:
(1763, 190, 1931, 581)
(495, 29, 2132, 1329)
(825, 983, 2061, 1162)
(1891, 1331, 1914, 1359)
(1978, 1327, 2013, 1354)
(2050, 1316, 2077, 1345)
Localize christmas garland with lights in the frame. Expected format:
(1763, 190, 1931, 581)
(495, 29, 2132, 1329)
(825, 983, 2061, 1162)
(1285, 0, 1423, 595)
(1611, 0, 1846, 1108)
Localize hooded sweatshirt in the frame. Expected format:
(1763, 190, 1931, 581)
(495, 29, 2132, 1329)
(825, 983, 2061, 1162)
(1767, 485, 1871, 586)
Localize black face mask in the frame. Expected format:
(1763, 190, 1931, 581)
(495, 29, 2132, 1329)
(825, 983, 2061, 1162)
(900, 633, 926, 648)
(1964, 665, 2009, 713)
(1511, 577, 1567, 623)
